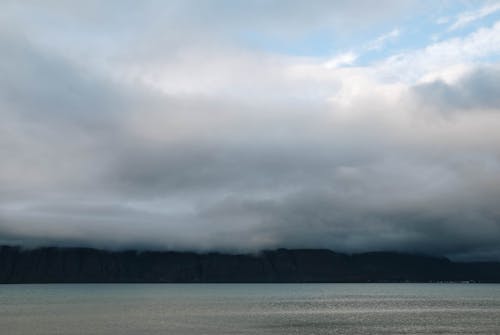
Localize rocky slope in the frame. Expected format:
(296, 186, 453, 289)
(1, 246, 499, 283)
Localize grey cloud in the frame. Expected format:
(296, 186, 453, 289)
(1, 3, 500, 261)
(412, 66, 500, 113)
(2, 0, 417, 63)
(0, 36, 122, 131)
(7, 1, 414, 33)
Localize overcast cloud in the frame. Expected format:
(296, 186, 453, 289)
(1, 1, 500, 260)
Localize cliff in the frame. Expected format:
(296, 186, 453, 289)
(1, 246, 499, 283)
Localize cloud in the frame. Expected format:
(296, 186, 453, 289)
(1, 0, 415, 53)
(436, 16, 450, 25)
(412, 66, 500, 113)
(365, 28, 401, 51)
(374, 20, 500, 83)
(448, 2, 500, 31)
(324, 52, 358, 68)
(1, 1, 500, 261)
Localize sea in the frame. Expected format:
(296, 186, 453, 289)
(1, 283, 499, 334)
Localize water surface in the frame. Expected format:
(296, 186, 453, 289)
(1, 284, 500, 334)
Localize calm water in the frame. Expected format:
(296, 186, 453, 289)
(1, 284, 500, 334)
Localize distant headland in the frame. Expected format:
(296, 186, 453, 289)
(1, 246, 499, 284)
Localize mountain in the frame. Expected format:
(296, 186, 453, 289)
(1, 246, 499, 283)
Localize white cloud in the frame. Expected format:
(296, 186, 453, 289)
(448, 2, 500, 31)
(436, 16, 450, 25)
(374, 20, 500, 83)
(365, 28, 401, 50)
(324, 51, 358, 69)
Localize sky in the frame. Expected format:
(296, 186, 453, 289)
(1, 1, 500, 260)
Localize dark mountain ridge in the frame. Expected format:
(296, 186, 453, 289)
(1, 246, 500, 283)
